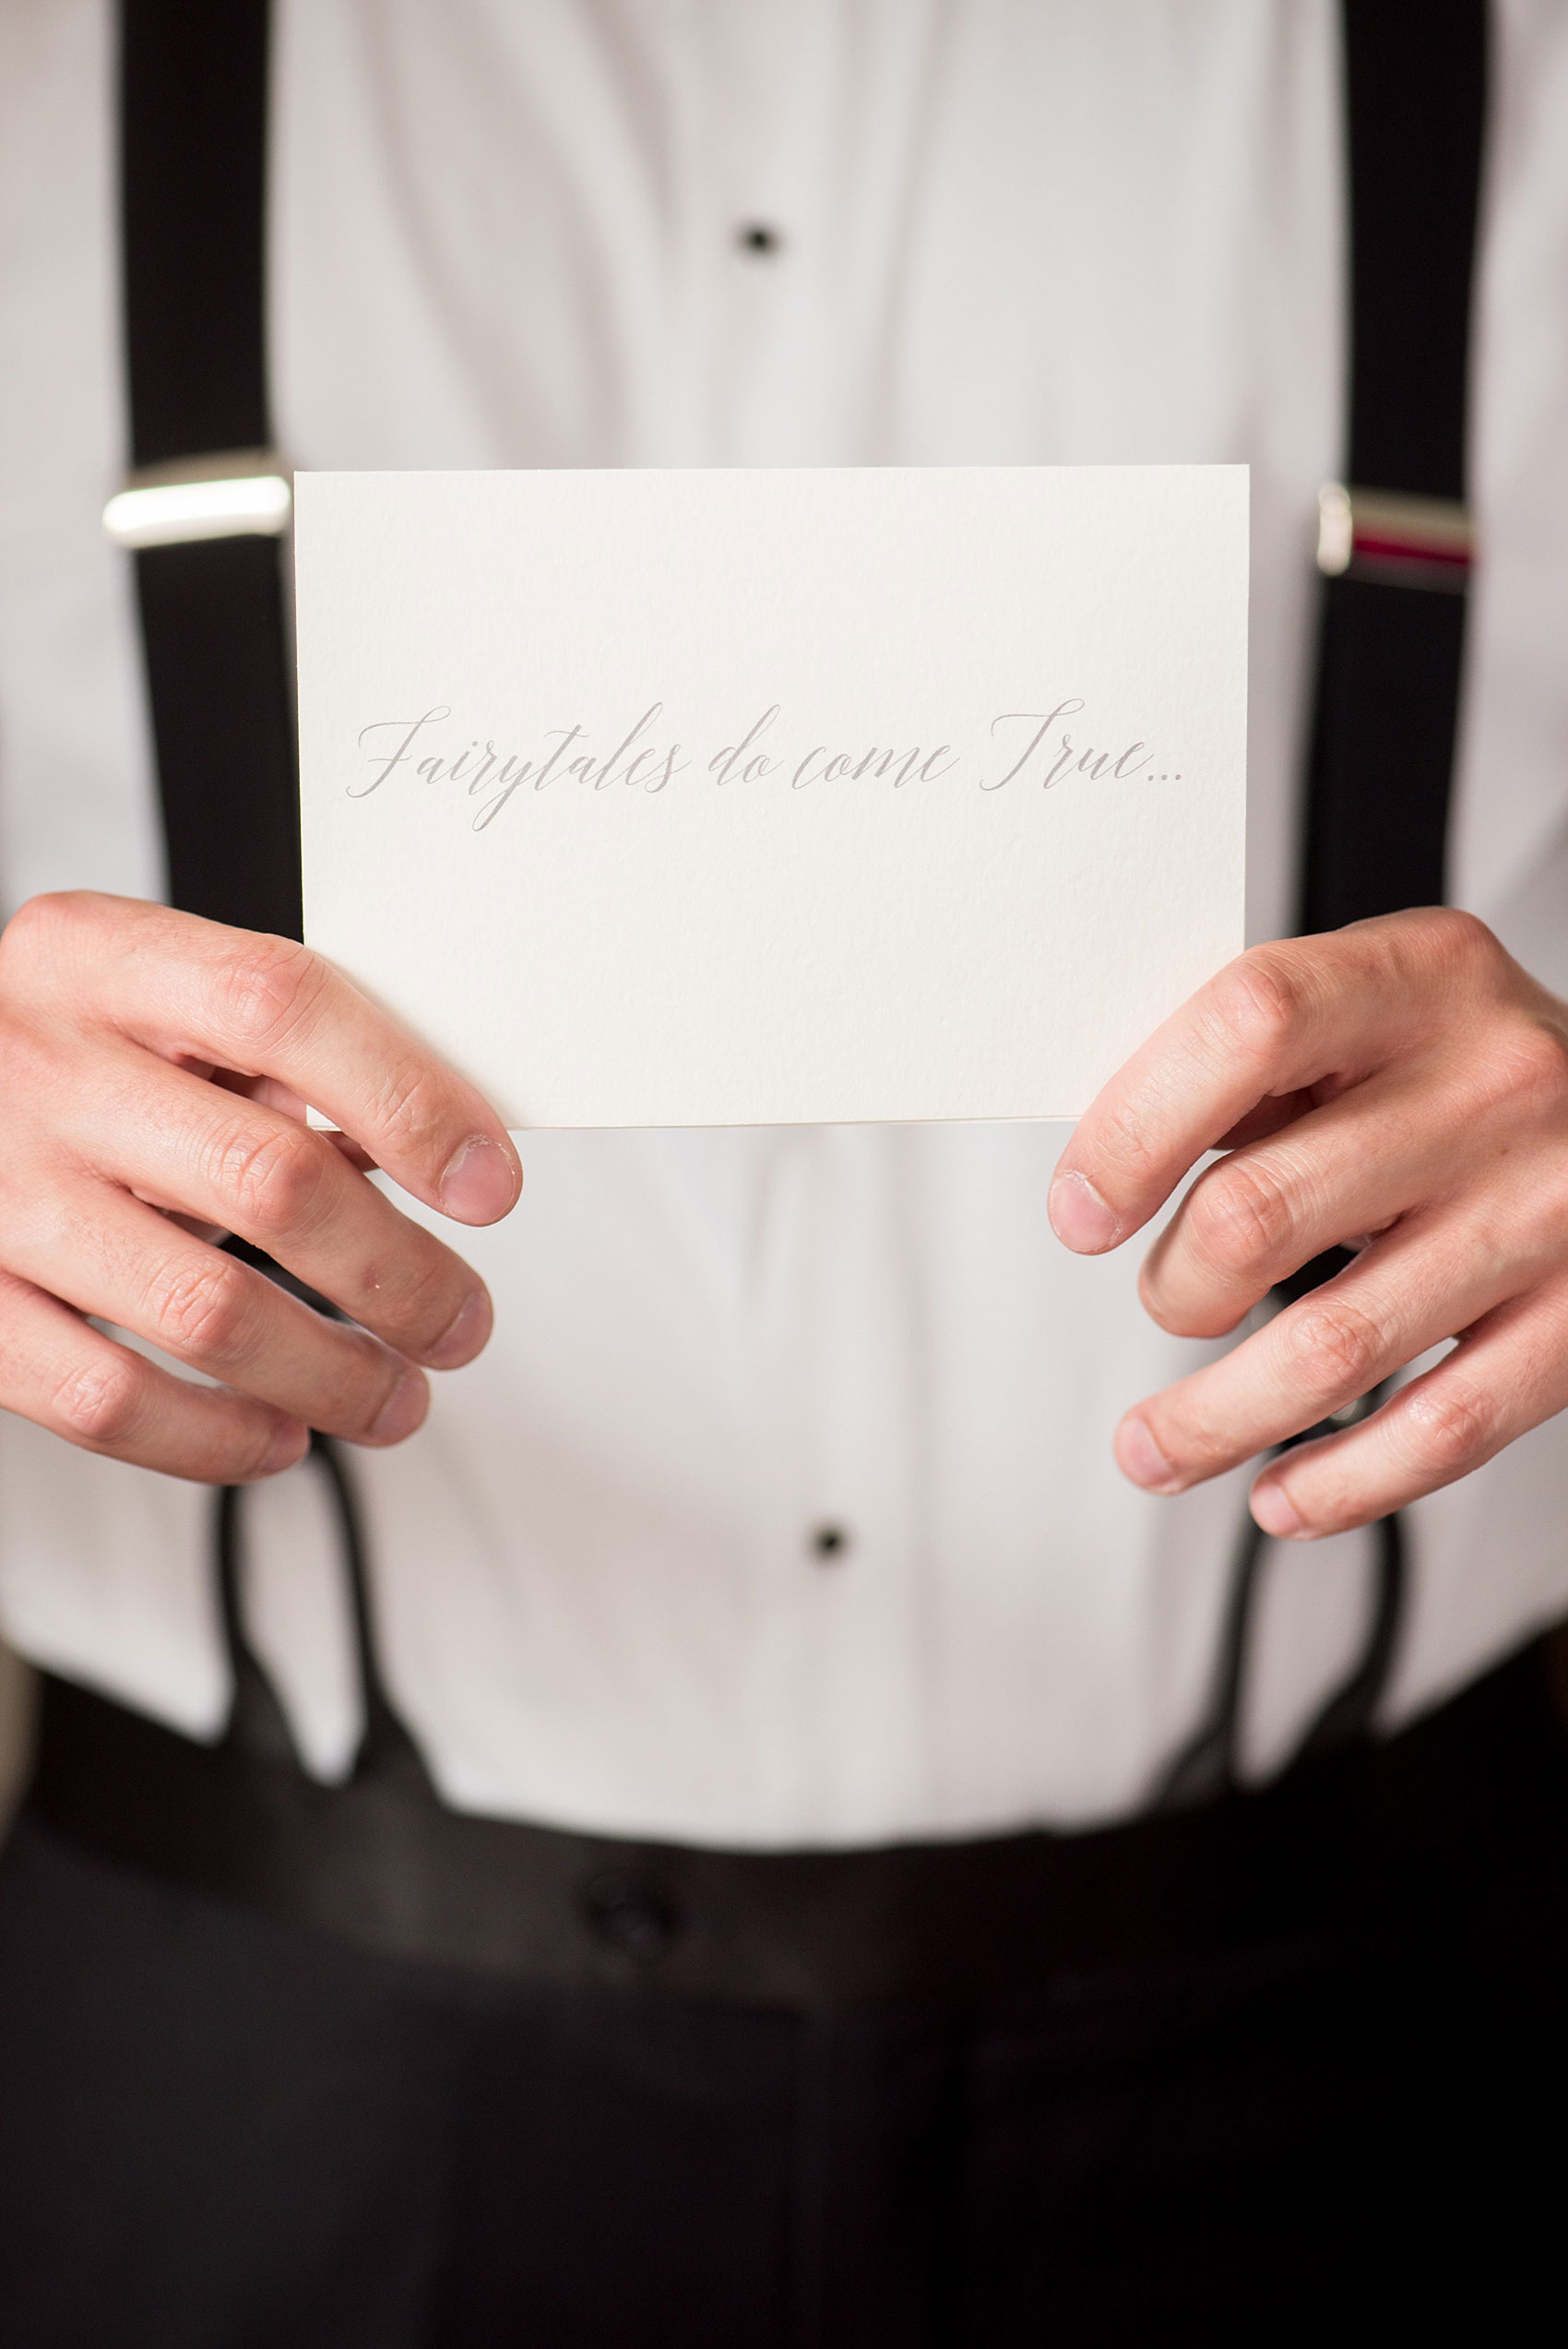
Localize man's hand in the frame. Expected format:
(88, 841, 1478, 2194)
(0, 892, 521, 1483)
(1050, 909, 1568, 1539)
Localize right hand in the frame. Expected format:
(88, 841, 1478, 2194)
(0, 891, 522, 1484)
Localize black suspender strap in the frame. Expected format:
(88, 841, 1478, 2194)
(216, 1432, 433, 1785)
(117, 0, 430, 1784)
(1159, 0, 1490, 1807)
(119, 0, 301, 939)
(1302, 0, 1488, 930)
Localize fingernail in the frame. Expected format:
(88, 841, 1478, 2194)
(370, 1365, 429, 1445)
(258, 1421, 309, 1477)
(439, 1134, 519, 1224)
(425, 1287, 493, 1370)
(1115, 1415, 1179, 1492)
(1251, 1478, 1305, 1539)
(1049, 1170, 1120, 1253)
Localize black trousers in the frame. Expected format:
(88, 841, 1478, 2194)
(2, 1639, 1567, 2348)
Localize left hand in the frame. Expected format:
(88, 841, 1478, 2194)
(1049, 909, 1568, 1539)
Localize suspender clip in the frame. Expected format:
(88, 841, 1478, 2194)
(103, 447, 292, 551)
(1316, 483, 1474, 591)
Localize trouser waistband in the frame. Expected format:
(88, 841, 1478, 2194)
(22, 1633, 1568, 2008)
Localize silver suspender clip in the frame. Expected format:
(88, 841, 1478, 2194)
(102, 446, 292, 551)
(1316, 483, 1474, 591)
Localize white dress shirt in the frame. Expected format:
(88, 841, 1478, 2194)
(2, 0, 1568, 1846)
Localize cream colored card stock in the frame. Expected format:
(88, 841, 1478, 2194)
(296, 466, 1247, 1128)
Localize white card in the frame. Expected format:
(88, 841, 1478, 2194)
(296, 466, 1246, 1128)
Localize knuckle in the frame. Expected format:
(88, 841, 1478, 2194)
(224, 1122, 329, 1239)
(1436, 1009, 1568, 1150)
(52, 1352, 147, 1449)
(1537, 1157, 1568, 1256)
(0, 891, 92, 983)
(1285, 1294, 1385, 1400)
(370, 1057, 449, 1160)
(0, 1006, 47, 1092)
(149, 1255, 252, 1363)
(1397, 1377, 1496, 1477)
(1084, 1095, 1161, 1198)
(1208, 949, 1305, 1064)
(1422, 904, 1497, 978)
(1185, 1159, 1294, 1282)
(220, 936, 328, 1054)
(386, 1246, 460, 1352)
(1499, 1020, 1568, 1118)
(1154, 1400, 1223, 1477)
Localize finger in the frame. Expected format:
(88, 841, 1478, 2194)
(6, 1177, 433, 1447)
(1050, 912, 1473, 1254)
(20, 894, 522, 1224)
(0, 1268, 308, 1483)
(1114, 1212, 1525, 1495)
(234, 1075, 377, 1171)
(1247, 1277, 1568, 1539)
(57, 1046, 493, 1369)
(1138, 1066, 1469, 1338)
(1213, 1091, 1315, 1151)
